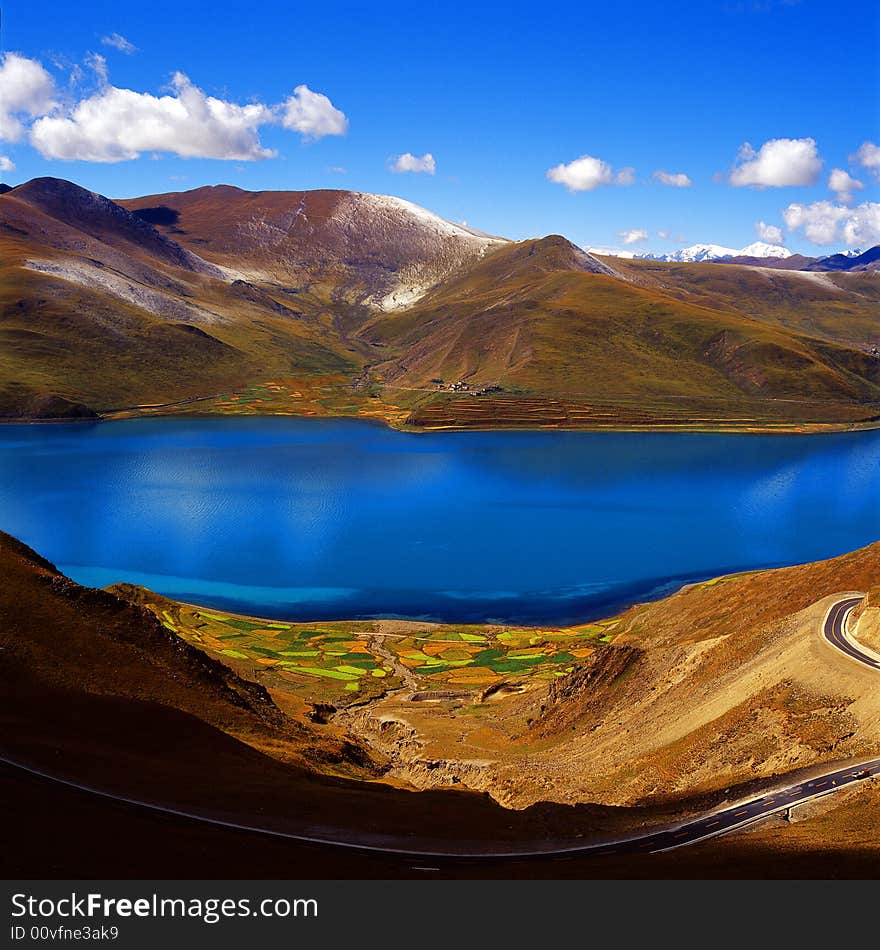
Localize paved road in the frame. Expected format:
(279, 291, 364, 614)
(823, 595, 880, 671)
(606, 759, 880, 855)
(2, 753, 878, 860)
(2, 594, 878, 860)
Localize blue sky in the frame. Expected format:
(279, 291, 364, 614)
(1, 0, 878, 254)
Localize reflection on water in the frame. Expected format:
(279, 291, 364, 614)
(1, 418, 879, 624)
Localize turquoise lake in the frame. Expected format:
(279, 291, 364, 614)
(1, 417, 879, 624)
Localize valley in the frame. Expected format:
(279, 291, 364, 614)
(3, 528, 880, 877)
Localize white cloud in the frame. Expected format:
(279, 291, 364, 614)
(0, 155, 15, 171)
(0, 52, 56, 142)
(852, 141, 880, 181)
(755, 220, 784, 243)
(618, 228, 648, 244)
(585, 245, 637, 259)
(783, 200, 880, 246)
(546, 154, 634, 192)
(101, 33, 137, 55)
(29, 70, 348, 162)
(281, 84, 348, 140)
(3, 51, 346, 162)
(30, 72, 275, 161)
(729, 137, 822, 187)
(389, 152, 435, 174)
(782, 201, 847, 244)
(653, 170, 692, 187)
(828, 168, 863, 203)
(840, 204, 880, 247)
(657, 229, 670, 239)
(326, 165, 346, 174)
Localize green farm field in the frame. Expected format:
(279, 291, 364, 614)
(126, 590, 621, 707)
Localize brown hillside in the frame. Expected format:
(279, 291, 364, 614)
(343, 543, 880, 810)
(119, 185, 506, 314)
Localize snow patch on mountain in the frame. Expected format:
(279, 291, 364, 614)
(360, 193, 506, 244)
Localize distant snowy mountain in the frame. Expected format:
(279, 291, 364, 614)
(631, 241, 792, 263)
(840, 248, 863, 258)
(637, 244, 739, 263)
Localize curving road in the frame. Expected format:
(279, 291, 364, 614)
(1, 753, 878, 860)
(823, 595, 880, 671)
(2, 594, 878, 861)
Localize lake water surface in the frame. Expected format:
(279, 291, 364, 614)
(1, 417, 879, 624)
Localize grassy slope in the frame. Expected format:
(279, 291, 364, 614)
(362, 239, 880, 427)
(609, 257, 880, 346)
(0, 189, 362, 416)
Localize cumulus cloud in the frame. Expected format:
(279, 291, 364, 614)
(852, 141, 880, 181)
(653, 170, 692, 187)
(0, 52, 56, 142)
(0, 50, 347, 162)
(618, 228, 648, 244)
(389, 152, 435, 174)
(281, 84, 348, 139)
(828, 168, 863, 203)
(28, 67, 348, 162)
(30, 72, 275, 161)
(101, 33, 137, 55)
(783, 200, 880, 246)
(729, 137, 822, 187)
(546, 154, 635, 192)
(755, 220, 784, 243)
(0, 155, 15, 171)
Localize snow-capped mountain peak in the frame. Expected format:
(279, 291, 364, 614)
(737, 241, 793, 259)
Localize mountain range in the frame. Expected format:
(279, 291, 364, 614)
(632, 242, 877, 267)
(636, 241, 792, 262)
(1, 176, 879, 429)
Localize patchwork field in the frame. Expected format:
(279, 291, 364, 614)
(131, 592, 621, 707)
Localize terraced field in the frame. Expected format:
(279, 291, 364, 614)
(405, 392, 880, 431)
(106, 374, 410, 426)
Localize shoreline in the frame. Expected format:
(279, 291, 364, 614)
(96, 561, 771, 630)
(3, 405, 880, 436)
